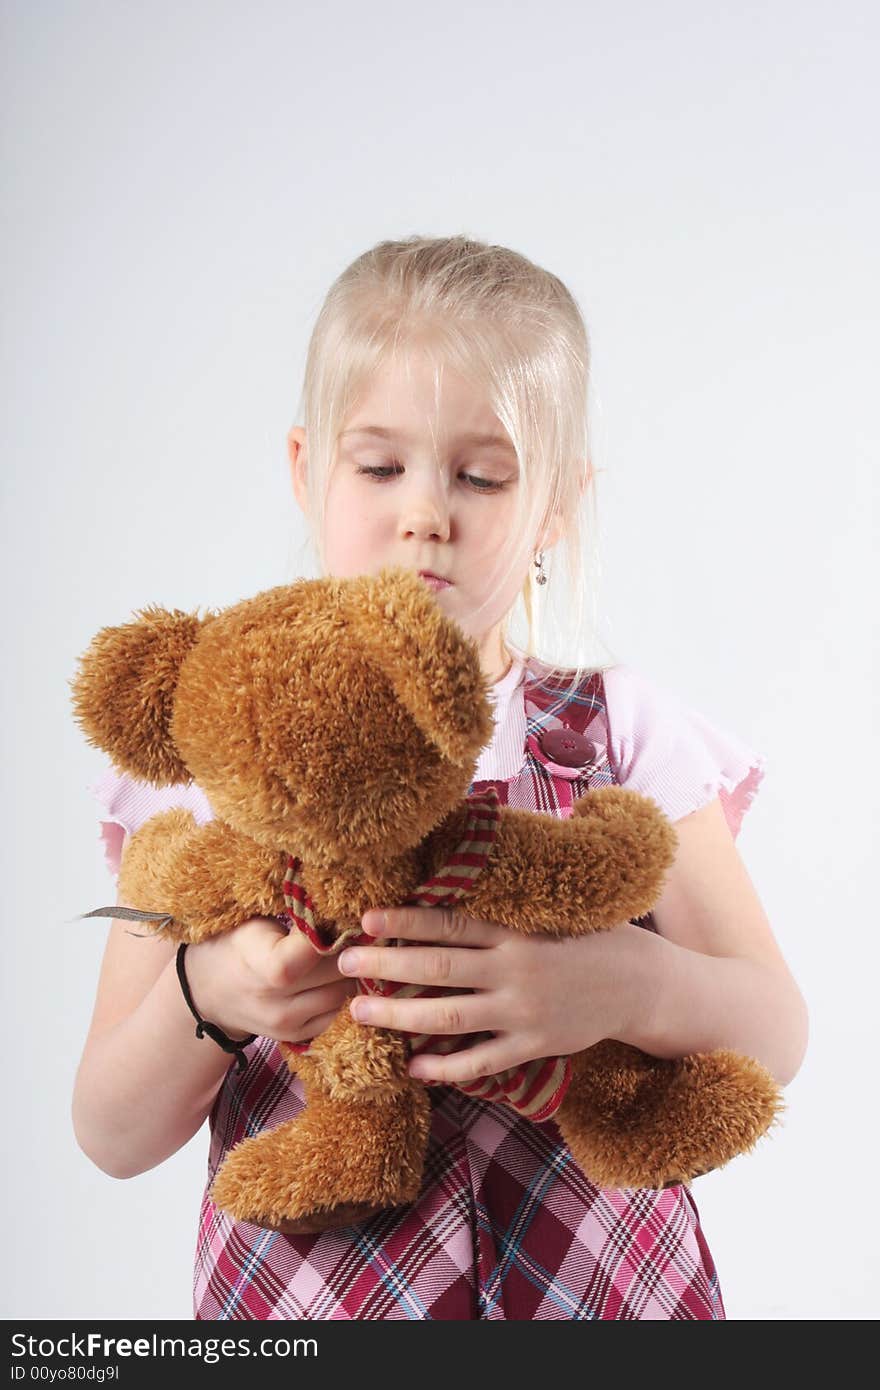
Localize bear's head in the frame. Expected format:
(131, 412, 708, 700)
(71, 566, 497, 870)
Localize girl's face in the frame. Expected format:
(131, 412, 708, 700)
(290, 351, 556, 683)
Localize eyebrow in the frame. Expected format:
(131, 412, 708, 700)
(340, 425, 515, 451)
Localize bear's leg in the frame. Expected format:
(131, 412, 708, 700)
(208, 1081, 432, 1233)
(554, 1040, 783, 1191)
(210, 1011, 429, 1233)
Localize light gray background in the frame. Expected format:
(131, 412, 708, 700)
(4, 0, 877, 1320)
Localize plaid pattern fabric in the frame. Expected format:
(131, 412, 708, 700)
(192, 660, 726, 1320)
(280, 788, 572, 1121)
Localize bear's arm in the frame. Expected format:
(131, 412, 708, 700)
(465, 787, 678, 938)
(117, 810, 289, 944)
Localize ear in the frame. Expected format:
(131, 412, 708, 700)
(287, 425, 308, 513)
(70, 605, 215, 785)
(536, 459, 593, 551)
(538, 514, 565, 551)
(537, 505, 568, 553)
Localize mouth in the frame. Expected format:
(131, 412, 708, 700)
(418, 570, 452, 591)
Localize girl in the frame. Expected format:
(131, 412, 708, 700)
(73, 235, 808, 1320)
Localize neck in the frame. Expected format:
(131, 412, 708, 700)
(482, 645, 513, 686)
(297, 802, 477, 922)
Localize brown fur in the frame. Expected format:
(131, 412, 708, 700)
(71, 566, 783, 1231)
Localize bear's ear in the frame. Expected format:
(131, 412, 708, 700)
(70, 605, 215, 786)
(343, 566, 495, 768)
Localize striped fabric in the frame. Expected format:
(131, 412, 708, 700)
(279, 787, 571, 1122)
(191, 658, 728, 1320)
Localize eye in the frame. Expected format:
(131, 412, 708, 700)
(355, 464, 506, 493)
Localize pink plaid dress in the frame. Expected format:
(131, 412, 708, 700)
(91, 655, 765, 1320)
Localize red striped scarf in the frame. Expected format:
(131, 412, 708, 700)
(279, 787, 572, 1122)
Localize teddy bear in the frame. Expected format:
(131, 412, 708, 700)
(71, 566, 782, 1234)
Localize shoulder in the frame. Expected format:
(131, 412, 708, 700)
(601, 664, 683, 773)
(600, 664, 766, 838)
(89, 763, 215, 878)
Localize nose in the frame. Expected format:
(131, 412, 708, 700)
(397, 468, 451, 542)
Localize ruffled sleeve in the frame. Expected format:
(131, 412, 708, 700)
(602, 664, 766, 839)
(89, 764, 215, 879)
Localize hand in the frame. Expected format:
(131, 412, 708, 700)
(336, 908, 645, 1086)
(183, 917, 357, 1044)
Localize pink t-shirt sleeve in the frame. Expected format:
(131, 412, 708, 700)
(89, 764, 215, 879)
(603, 664, 766, 839)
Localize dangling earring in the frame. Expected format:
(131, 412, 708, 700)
(533, 550, 548, 585)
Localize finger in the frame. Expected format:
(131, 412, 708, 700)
(307, 1009, 346, 1042)
(349, 990, 497, 1036)
(274, 1008, 341, 1046)
(408, 1037, 527, 1086)
(267, 924, 371, 987)
(300, 953, 358, 989)
(272, 982, 353, 1043)
(362, 906, 504, 948)
(236, 915, 300, 965)
(338, 943, 492, 990)
(288, 980, 354, 1028)
(249, 920, 330, 987)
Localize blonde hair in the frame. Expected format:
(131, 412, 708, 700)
(288, 234, 616, 697)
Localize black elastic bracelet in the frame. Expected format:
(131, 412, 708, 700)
(175, 943, 256, 1073)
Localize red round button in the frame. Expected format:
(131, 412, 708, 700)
(539, 726, 597, 768)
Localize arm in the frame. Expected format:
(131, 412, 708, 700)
(72, 834, 357, 1180)
(335, 797, 808, 1091)
(619, 796, 809, 1086)
(71, 841, 237, 1179)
